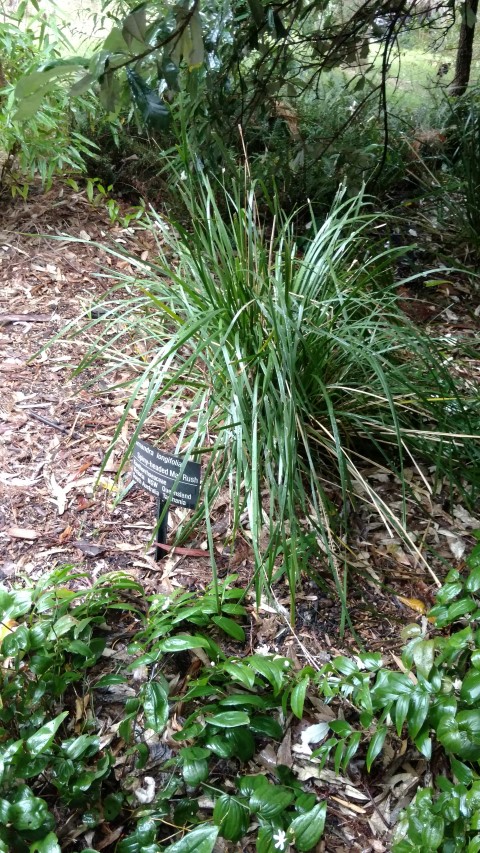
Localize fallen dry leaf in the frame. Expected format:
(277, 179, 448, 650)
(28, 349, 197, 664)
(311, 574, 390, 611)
(276, 728, 293, 768)
(49, 473, 68, 515)
(74, 539, 106, 557)
(58, 525, 73, 543)
(396, 596, 427, 615)
(7, 527, 39, 540)
(76, 497, 95, 511)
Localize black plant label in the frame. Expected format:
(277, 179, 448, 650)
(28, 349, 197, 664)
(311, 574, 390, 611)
(132, 439, 201, 509)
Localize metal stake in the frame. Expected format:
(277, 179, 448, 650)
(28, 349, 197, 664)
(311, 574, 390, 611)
(155, 497, 169, 561)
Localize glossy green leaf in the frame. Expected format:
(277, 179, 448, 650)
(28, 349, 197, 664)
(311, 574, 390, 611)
(436, 582, 464, 604)
(414, 727, 432, 759)
(395, 694, 410, 736)
(211, 615, 245, 642)
(287, 802, 327, 850)
(218, 693, 268, 709)
(222, 662, 255, 689)
(359, 652, 383, 670)
(0, 798, 10, 823)
(421, 817, 444, 848)
(408, 691, 430, 739)
(224, 727, 255, 760)
(329, 720, 353, 737)
(451, 757, 474, 784)
(446, 597, 477, 621)
(213, 794, 249, 841)
(458, 710, 480, 739)
(104, 792, 124, 821)
(248, 655, 287, 693)
(61, 734, 99, 760)
(180, 746, 211, 761)
(163, 825, 218, 852)
(249, 784, 295, 818)
(366, 725, 387, 772)
(143, 682, 169, 733)
(72, 753, 112, 792)
(256, 826, 280, 853)
(333, 739, 344, 775)
(468, 545, 480, 569)
(94, 674, 127, 688)
(249, 716, 283, 739)
(461, 670, 480, 704)
(28, 832, 61, 853)
(157, 635, 210, 652)
(412, 640, 435, 679)
(238, 774, 269, 796)
(466, 564, 480, 592)
(9, 789, 50, 831)
(182, 758, 209, 786)
(201, 735, 234, 759)
(66, 640, 95, 657)
(207, 711, 250, 728)
(174, 799, 200, 826)
(342, 730, 362, 768)
(220, 603, 247, 616)
(291, 676, 309, 718)
(332, 657, 358, 676)
(26, 712, 68, 757)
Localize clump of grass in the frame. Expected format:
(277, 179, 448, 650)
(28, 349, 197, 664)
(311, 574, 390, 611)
(74, 176, 479, 618)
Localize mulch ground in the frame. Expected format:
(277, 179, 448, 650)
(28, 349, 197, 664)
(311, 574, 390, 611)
(0, 180, 479, 852)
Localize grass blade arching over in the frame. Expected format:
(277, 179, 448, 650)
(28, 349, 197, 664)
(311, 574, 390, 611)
(70, 178, 480, 618)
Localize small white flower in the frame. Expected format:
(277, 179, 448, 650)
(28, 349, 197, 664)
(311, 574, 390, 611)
(180, 170, 187, 181)
(273, 829, 288, 851)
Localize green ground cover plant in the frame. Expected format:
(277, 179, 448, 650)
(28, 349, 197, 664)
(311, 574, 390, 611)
(2, 539, 480, 850)
(0, 568, 328, 852)
(67, 176, 480, 615)
(310, 532, 480, 852)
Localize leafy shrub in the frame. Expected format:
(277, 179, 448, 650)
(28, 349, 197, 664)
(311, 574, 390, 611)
(70, 177, 480, 613)
(0, 567, 328, 851)
(0, 567, 143, 852)
(0, 11, 97, 195)
(306, 533, 480, 852)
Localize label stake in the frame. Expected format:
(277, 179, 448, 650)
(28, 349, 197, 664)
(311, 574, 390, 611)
(155, 497, 169, 561)
(131, 439, 202, 562)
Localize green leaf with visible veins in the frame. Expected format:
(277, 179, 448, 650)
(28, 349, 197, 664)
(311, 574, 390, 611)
(211, 615, 245, 642)
(213, 794, 249, 841)
(143, 681, 169, 733)
(26, 712, 69, 757)
(249, 784, 295, 818)
(291, 676, 310, 718)
(287, 802, 327, 851)
(163, 825, 219, 852)
(207, 711, 250, 728)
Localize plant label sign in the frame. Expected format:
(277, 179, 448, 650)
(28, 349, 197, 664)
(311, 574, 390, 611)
(132, 439, 201, 509)
(132, 439, 202, 561)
